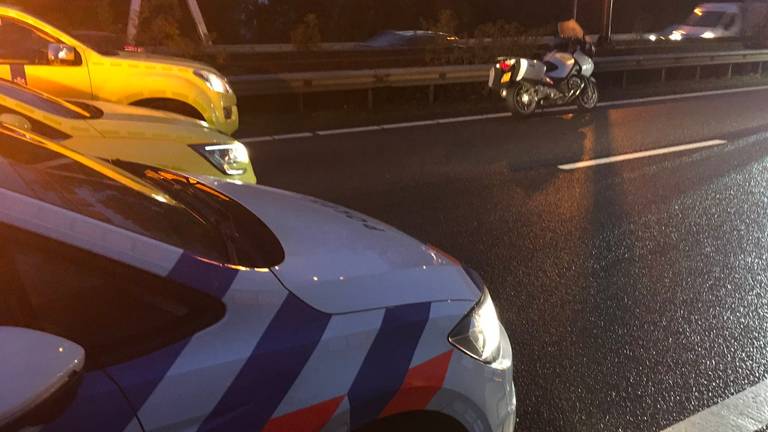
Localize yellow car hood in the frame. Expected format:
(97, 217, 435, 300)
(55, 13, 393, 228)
(113, 51, 218, 73)
(83, 100, 231, 143)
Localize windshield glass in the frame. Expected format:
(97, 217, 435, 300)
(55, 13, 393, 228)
(685, 11, 726, 27)
(0, 79, 91, 119)
(113, 160, 285, 269)
(0, 127, 283, 269)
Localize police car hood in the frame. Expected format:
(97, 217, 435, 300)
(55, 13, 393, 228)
(209, 181, 482, 314)
(83, 101, 230, 143)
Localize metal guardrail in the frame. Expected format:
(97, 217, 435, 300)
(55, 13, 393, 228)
(205, 34, 650, 54)
(229, 48, 768, 108)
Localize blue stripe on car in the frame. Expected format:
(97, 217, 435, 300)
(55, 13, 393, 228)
(168, 252, 240, 298)
(348, 302, 432, 429)
(199, 294, 332, 431)
(94, 254, 239, 431)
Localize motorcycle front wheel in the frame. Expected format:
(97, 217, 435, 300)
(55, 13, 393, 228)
(506, 83, 537, 116)
(577, 79, 599, 111)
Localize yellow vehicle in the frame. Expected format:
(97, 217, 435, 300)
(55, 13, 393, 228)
(0, 79, 256, 184)
(0, 5, 239, 135)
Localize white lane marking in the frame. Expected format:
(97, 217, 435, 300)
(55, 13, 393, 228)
(272, 132, 314, 140)
(436, 114, 488, 123)
(240, 136, 274, 143)
(238, 85, 768, 143)
(601, 84, 768, 109)
(317, 126, 382, 135)
(380, 120, 438, 129)
(558, 139, 727, 170)
(480, 112, 514, 119)
(661, 379, 768, 432)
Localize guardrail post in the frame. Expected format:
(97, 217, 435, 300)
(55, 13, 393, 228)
(726, 63, 733, 79)
(621, 71, 628, 88)
(367, 89, 374, 109)
(695, 66, 701, 81)
(298, 93, 304, 112)
(660, 68, 666, 83)
(758, 62, 764, 76)
(429, 85, 436, 104)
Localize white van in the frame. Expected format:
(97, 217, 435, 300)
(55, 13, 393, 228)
(662, 3, 742, 40)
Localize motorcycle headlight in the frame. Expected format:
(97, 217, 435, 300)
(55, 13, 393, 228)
(191, 142, 250, 176)
(194, 70, 232, 94)
(449, 288, 505, 367)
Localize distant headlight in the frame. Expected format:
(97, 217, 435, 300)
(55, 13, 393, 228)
(449, 288, 506, 367)
(194, 70, 232, 94)
(648, 34, 658, 42)
(191, 142, 250, 176)
(700, 31, 716, 39)
(669, 32, 683, 41)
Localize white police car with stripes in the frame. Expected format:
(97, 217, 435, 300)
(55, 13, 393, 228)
(0, 123, 516, 432)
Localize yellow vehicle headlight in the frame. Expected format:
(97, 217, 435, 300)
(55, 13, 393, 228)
(194, 69, 232, 94)
(191, 142, 250, 176)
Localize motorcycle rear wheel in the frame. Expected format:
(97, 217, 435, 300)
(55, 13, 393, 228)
(506, 84, 538, 116)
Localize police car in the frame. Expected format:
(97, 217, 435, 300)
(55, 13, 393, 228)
(0, 5, 238, 134)
(0, 125, 516, 432)
(0, 78, 255, 184)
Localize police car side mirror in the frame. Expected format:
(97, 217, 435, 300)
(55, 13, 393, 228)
(47, 43, 77, 65)
(0, 327, 85, 431)
(0, 113, 32, 132)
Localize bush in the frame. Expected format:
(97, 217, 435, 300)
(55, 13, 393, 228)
(469, 20, 528, 63)
(421, 9, 459, 36)
(290, 13, 322, 51)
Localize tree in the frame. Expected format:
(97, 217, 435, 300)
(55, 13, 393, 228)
(135, 0, 197, 52)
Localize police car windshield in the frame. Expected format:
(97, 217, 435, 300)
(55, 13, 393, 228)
(113, 160, 285, 270)
(0, 126, 283, 268)
(0, 79, 92, 119)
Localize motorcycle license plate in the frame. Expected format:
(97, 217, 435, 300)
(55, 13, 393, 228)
(501, 72, 512, 84)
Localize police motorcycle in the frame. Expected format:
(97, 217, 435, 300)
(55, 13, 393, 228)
(489, 38, 598, 116)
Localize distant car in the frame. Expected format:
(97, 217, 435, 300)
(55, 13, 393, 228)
(649, 3, 742, 41)
(0, 123, 516, 432)
(0, 79, 256, 184)
(361, 30, 460, 48)
(71, 31, 144, 55)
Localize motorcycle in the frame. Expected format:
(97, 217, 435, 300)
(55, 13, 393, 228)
(489, 39, 598, 116)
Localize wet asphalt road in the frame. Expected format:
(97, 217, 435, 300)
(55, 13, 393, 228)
(240, 89, 768, 432)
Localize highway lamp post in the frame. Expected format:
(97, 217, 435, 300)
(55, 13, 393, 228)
(600, 0, 615, 44)
(127, 0, 141, 45)
(126, 0, 212, 46)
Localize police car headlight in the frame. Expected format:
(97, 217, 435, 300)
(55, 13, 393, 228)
(449, 289, 504, 366)
(191, 142, 250, 176)
(194, 70, 232, 94)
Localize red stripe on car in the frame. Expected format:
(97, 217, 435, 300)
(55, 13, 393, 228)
(379, 350, 453, 417)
